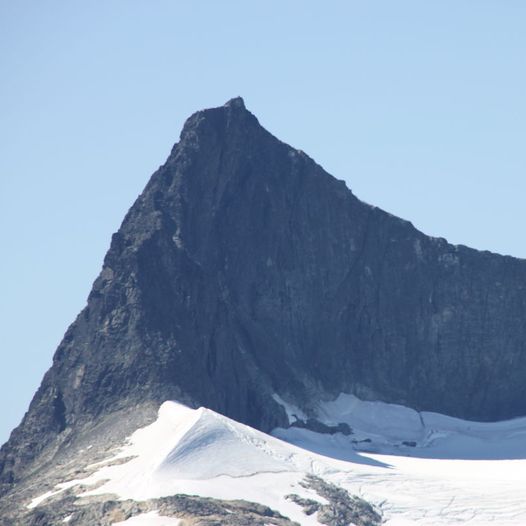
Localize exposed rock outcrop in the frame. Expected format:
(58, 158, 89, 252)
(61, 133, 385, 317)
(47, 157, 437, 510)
(287, 475, 382, 526)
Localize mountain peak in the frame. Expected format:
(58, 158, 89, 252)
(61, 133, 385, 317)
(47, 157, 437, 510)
(175, 96, 257, 152)
(224, 96, 246, 109)
(4, 97, 526, 512)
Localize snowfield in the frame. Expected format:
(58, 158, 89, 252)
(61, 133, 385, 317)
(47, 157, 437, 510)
(113, 511, 181, 525)
(28, 396, 526, 525)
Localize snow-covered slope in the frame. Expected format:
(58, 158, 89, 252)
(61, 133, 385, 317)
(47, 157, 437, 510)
(278, 393, 526, 459)
(28, 397, 526, 525)
(29, 402, 327, 525)
(113, 511, 181, 525)
(274, 394, 526, 524)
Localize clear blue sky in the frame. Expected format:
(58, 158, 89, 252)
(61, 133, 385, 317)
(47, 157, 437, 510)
(1, 1, 525, 444)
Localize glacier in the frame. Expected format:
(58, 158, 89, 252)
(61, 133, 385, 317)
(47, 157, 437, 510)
(26, 395, 526, 525)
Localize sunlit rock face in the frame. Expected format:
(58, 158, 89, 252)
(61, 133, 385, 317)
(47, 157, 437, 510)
(3, 97, 526, 500)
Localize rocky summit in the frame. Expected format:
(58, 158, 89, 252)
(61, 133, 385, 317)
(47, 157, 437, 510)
(2, 97, 526, 512)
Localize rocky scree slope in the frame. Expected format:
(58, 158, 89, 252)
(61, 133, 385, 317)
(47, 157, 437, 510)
(2, 97, 526, 499)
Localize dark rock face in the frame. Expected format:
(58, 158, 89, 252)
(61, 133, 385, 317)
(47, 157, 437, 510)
(290, 419, 352, 436)
(2, 96, 526, 496)
(10, 492, 301, 526)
